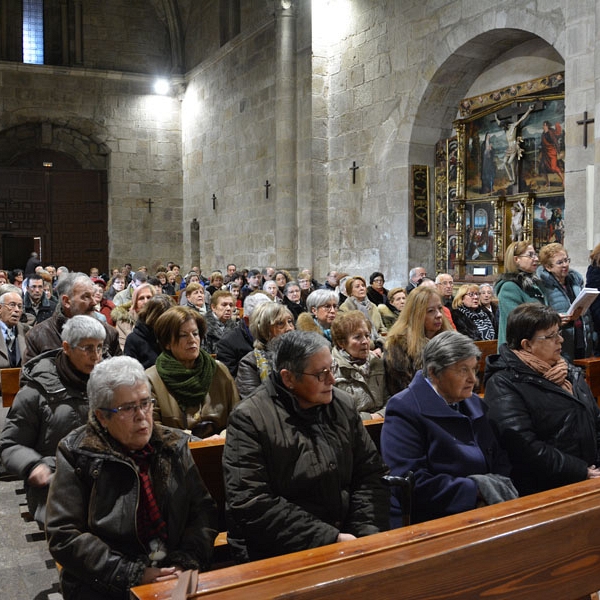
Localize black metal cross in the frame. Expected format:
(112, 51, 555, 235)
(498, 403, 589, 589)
(264, 180, 271, 199)
(349, 161, 359, 184)
(212, 194, 217, 210)
(145, 198, 154, 213)
(576, 111, 594, 148)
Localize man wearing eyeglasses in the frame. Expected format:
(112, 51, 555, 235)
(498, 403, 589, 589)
(22, 272, 121, 365)
(0, 291, 30, 369)
(0, 315, 105, 527)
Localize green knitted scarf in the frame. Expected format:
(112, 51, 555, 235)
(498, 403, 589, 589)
(155, 350, 217, 410)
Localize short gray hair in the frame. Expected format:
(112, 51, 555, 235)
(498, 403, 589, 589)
(61, 315, 106, 347)
(242, 292, 272, 318)
(422, 330, 481, 378)
(305, 289, 338, 312)
(87, 356, 150, 417)
(0, 286, 23, 300)
(272, 330, 331, 376)
(55, 272, 91, 299)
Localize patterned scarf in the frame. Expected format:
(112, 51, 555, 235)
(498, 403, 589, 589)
(513, 349, 573, 394)
(129, 444, 168, 549)
(155, 349, 217, 410)
(457, 305, 495, 341)
(253, 348, 272, 382)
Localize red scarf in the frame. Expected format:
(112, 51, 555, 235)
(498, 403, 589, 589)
(129, 444, 168, 549)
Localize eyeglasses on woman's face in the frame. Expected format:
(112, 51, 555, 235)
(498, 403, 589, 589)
(301, 360, 337, 382)
(533, 330, 563, 342)
(465, 292, 479, 298)
(518, 251, 538, 259)
(553, 257, 571, 267)
(99, 398, 155, 419)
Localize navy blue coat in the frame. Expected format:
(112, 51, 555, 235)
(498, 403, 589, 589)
(381, 370, 511, 526)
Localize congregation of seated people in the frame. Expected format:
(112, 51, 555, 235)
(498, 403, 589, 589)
(2, 252, 600, 598)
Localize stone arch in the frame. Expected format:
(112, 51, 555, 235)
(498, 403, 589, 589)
(369, 18, 566, 284)
(0, 122, 110, 170)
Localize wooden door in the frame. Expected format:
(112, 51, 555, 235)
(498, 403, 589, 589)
(0, 168, 108, 272)
(48, 171, 108, 272)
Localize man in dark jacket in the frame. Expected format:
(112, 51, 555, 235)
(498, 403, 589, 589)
(22, 272, 121, 364)
(23, 273, 57, 326)
(216, 292, 271, 376)
(0, 315, 105, 526)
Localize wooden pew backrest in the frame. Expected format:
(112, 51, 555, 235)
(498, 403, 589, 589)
(130, 479, 600, 600)
(573, 357, 600, 403)
(474, 339, 497, 395)
(1, 367, 21, 408)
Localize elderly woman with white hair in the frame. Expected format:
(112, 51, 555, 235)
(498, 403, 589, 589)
(296, 288, 339, 341)
(381, 330, 515, 526)
(45, 356, 218, 600)
(0, 315, 105, 527)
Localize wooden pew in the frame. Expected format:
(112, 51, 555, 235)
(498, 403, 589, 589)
(130, 479, 600, 600)
(474, 339, 497, 395)
(1, 367, 21, 408)
(573, 357, 600, 403)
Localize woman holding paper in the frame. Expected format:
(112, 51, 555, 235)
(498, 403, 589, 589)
(537, 243, 594, 362)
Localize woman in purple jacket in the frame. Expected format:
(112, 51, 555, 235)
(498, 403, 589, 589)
(381, 330, 515, 526)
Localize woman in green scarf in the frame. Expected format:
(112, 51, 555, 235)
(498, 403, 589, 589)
(146, 306, 239, 439)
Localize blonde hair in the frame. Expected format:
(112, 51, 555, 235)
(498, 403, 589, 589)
(538, 243, 566, 269)
(590, 243, 600, 267)
(504, 240, 533, 273)
(386, 286, 452, 360)
(452, 284, 480, 309)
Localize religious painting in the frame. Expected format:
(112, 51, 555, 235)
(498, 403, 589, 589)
(533, 194, 565, 250)
(454, 197, 502, 281)
(503, 194, 535, 255)
(411, 164, 430, 236)
(456, 91, 565, 200)
(463, 200, 497, 262)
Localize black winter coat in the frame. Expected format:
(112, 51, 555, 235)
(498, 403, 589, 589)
(124, 320, 161, 369)
(46, 421, 218, 600)
(223, 375, 389, 562)
(483, 344, 600, 495)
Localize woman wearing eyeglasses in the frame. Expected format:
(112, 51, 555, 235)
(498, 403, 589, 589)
(484, 303, 600, 496)
(536, 243, 594, 362)
(0, 315, 105, 528)
(45, 356, 218, 600)
(235, 302, 295, 400)
(381, 330, 514, 526)
(223, 330, 389, 562)
(451, 284, 496, 341)
(494, 240, 545, 345)
(296, 289, 339, 340)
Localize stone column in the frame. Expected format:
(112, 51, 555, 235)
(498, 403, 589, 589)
(274, 0, 297, 271)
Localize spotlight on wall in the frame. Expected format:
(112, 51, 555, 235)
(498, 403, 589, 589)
(154, 78, 170, 95)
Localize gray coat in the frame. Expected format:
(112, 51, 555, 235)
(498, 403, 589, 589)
(0, 349, 88, 523)
(537, 266, 594, 362)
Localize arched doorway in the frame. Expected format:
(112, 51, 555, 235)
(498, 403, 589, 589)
(0, 126, 109, 272)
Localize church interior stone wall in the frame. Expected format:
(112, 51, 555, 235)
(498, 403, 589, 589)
(0, 0, 597, 283)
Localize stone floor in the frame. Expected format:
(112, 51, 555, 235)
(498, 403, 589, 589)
(0, 408, 63, 600)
